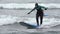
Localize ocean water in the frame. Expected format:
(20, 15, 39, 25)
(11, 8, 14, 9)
(0, 3, 60, 9)
(0, 0, 60, 3)
(0, 8, 60, 34)
(0, 2, 60, 34)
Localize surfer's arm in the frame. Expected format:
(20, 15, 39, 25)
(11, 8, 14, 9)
(27, 7, 36, 14)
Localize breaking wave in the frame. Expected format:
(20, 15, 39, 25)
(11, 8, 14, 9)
(0, 3, 60, 9)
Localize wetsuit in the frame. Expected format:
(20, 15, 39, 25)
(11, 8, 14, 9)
(28, 3, 47, 26)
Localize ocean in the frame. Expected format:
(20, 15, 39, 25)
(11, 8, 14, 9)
(0, 7, 60, 34)
(0, 1, 60, 34)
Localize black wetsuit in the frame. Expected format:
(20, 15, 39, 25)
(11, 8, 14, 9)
(28, 3, 47, 26)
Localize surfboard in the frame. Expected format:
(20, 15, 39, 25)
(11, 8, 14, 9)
(20, 21, 52, 29)
(19, 22, 42, 29)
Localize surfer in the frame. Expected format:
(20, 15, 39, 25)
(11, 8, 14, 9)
(27, 3, 48, 26)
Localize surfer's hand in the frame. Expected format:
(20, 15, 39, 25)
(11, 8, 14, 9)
(45, 8, 48, 10)
(27, 13, 30, 14)
(45, 8, 47, 10)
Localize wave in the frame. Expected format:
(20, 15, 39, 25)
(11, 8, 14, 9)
(0, 15, 19, 25)
(0, 3, 60, 9)
(0, 15, 60, 28)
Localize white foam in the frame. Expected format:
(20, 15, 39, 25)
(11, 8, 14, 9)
(0, 3, 60, 9)
(0, 15, 18, 25)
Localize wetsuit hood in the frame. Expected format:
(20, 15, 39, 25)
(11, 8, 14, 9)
(35, 3, 38, 7)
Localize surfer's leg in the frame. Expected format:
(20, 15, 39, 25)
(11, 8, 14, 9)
(40, 16, 43, 25)
(40, 14, 43, 25)
(36, 14, 39, 26)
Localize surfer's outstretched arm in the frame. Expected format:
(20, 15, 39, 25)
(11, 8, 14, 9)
(27, 7, 36, 14)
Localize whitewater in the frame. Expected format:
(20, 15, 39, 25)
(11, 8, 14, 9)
(0, 3, 60, 9)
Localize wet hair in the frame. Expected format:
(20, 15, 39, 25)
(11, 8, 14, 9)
(35, 3, 38, 6)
